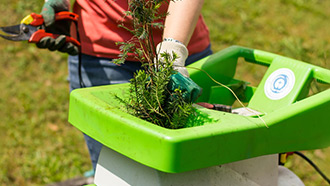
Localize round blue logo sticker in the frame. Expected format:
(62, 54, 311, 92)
(264, 68, 295, 100)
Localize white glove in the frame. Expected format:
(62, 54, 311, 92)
(156, 39, 189, 77)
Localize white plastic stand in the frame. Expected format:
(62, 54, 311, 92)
(94, 146, 304, 186)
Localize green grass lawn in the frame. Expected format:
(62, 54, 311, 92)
(0, 0, 329, 185)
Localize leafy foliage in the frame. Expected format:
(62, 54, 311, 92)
(117, 54, 194, 129)
(113, 0, 195, 129)
(112, 0, 168, 66)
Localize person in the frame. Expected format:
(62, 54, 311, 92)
(38, 0, 212, 173)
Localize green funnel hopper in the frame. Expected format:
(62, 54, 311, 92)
(68, 46, 330, 173)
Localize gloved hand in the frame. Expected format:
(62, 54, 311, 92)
(156, 39, 189, 77)
(168, 72, 202, 103)
(156, 39, 202, 103)
(36, 0, 79, 55)
(41, 0, 70, 27)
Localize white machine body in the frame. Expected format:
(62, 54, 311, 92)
(94, 146, 305, 186)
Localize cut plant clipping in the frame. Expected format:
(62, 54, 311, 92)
(115, 59, 200, 129)
(112, 0, 201, 129)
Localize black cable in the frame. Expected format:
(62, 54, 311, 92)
(74, 21, 85, 88)
(294, 151, 330, 184)
(78, 48, 85, 88)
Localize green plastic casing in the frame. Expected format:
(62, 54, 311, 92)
(68, 46, 330, 173)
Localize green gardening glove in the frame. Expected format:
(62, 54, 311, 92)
(41, 0, 70, 27)
(156, 39, 202, 103)
(168, 72, 202, 103)
(36, 0, 78, 55)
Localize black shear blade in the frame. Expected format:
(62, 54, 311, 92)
(0, 24, 21, 35)
(0, 24, 34, 41)
(0, 33, 24, 41)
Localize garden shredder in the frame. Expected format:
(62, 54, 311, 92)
(68, 46, 330, 186)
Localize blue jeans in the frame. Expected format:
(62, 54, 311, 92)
(68, 45, 213, 171)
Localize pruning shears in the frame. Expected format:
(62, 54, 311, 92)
(0, 12, 80, 46)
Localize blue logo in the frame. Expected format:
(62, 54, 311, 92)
(264, 68, 295, 100)
(271, 74, 288, 93)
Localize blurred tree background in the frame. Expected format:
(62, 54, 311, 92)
(0, 0, 329, 185)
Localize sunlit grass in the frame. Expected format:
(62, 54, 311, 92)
(0, 1, 91, 183)
(0, 0, 329, 185)
(203, 0, 329, 185)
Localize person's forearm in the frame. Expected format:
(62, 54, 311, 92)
(163, 0, 204, 46)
